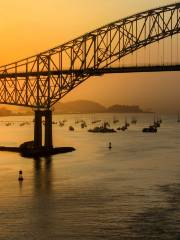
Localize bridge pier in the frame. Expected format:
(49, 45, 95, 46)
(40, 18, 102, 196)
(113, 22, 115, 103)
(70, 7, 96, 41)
(0, 109, 75, 157)
(34, 109, 53, 149)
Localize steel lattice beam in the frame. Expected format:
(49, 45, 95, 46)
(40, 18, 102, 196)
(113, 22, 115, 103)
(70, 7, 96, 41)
(0, 3, 180, 108)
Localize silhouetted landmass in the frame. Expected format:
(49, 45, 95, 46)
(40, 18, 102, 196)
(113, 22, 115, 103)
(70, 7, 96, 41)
(107, 104, 143, 113)
(0, 100, 148, 116)
(54, 100, 146, 114)
(54, 100, 106, 114)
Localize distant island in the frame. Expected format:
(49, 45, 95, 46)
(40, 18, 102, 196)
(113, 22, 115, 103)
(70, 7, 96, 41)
(0, 100, 150, 116)
(54, 100, 148, 114)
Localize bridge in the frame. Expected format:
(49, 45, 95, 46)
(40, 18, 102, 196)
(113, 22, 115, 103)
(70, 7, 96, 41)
(0, 3, 180, 151)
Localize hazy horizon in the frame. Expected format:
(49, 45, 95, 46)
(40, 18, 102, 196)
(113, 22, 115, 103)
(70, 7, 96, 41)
(2, 97, 179, 115)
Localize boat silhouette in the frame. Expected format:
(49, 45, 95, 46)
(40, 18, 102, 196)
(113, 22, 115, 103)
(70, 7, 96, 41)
(142, 126, 157, 133)
(177, 113, 180, 123)
(88, 122, 116, 133)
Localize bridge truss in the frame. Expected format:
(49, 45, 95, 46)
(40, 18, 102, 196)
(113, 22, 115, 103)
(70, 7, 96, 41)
(0, 3, 180, 109)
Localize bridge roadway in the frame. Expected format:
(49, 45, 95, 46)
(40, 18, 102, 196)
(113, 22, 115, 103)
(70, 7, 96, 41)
(1, 65, 180, 78)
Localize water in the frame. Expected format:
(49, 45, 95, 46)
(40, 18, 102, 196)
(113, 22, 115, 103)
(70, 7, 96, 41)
(0, 113, 180, 240)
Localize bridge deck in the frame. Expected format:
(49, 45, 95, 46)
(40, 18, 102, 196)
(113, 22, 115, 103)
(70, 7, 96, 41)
(0, 65, 180, 78)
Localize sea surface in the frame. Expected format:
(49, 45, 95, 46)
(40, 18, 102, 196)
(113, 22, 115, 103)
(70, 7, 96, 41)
(0, 113, 180, 240)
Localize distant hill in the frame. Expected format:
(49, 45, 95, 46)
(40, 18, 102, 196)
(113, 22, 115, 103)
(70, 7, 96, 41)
(107, 105, 143, 113)
(54, 100, 145, 114)
(54, 100, 106, 114)
(0, 100, 146, 116)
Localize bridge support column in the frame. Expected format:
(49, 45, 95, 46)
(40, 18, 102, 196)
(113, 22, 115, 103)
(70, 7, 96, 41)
(34, 110, 42, 148)
(34, 110, 53, 149)
(45, 110, 53, 148)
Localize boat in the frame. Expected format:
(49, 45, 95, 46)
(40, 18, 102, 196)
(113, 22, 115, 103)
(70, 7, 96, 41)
(113, 116, 119, 124)
(158, 115, 162, 124)
(117, 117, 129, 131)
(88, 122, 116, 133)
(153, 120, 161, 128)
(59, 121, 64, 127)
(75, 120, 81, 124)
(69, 126, 74, 131)
(92, 120, 101, 124)
(125, 117, 130, 127)
(150, 113, 161, 128)
(81, 121, 87, 128)
(178, 113, 180, 123)
(117, 125, 127, 131)
(142, 126, 157, 133)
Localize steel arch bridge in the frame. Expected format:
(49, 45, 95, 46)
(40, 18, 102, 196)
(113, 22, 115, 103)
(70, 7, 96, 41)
(0, 3, 180, 109)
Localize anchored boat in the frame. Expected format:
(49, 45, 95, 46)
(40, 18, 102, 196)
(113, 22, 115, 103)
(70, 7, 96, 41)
(88, 122, 116, 133)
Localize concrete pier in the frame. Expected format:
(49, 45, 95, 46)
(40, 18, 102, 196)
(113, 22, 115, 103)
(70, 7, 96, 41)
(45, 110, 53, 148)
(34, 109, 53, 149)
(0, 109, 75, 157)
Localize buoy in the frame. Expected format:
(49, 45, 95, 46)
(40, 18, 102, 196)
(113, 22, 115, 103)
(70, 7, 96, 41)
(18, 170, 24, 181)
(108, 142, 112, 149)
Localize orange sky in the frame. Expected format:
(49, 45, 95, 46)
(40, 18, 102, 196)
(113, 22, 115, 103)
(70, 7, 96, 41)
(0, 0, 180, 113)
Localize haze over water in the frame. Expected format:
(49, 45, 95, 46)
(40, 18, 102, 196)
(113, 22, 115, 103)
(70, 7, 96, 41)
(0, 113, 180, 239)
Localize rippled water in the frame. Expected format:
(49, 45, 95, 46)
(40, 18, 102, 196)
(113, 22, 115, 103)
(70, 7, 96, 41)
(0, 113, 180, 240)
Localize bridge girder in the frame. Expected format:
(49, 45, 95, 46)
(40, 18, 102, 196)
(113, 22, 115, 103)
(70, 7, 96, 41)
(0, 3, 180, 108)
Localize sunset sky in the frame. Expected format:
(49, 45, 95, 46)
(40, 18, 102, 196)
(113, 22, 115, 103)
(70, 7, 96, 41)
(0, 0, 180, 112)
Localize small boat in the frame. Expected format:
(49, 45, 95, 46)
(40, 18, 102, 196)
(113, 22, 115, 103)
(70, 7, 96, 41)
(88, 122, 116, 133)
(142, 126, 157, 133)
(69, 126, 74, 131)
(113, 116, 119, 124)
(117, 117, 129, 131)
(75, 120, 81, 124)
(125, 117, 130, 127)
(81, 121, 87, 128)
(158, 115, 162, 124)
(121, 125, 128, 131)
(153, 121, 160, 128)
(59, 121, 64, 127)
(92, 120, 101, 124)
(117, 125, 127, 131)
(150, 113, 161, 128)
(177, 113, 180, 123)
